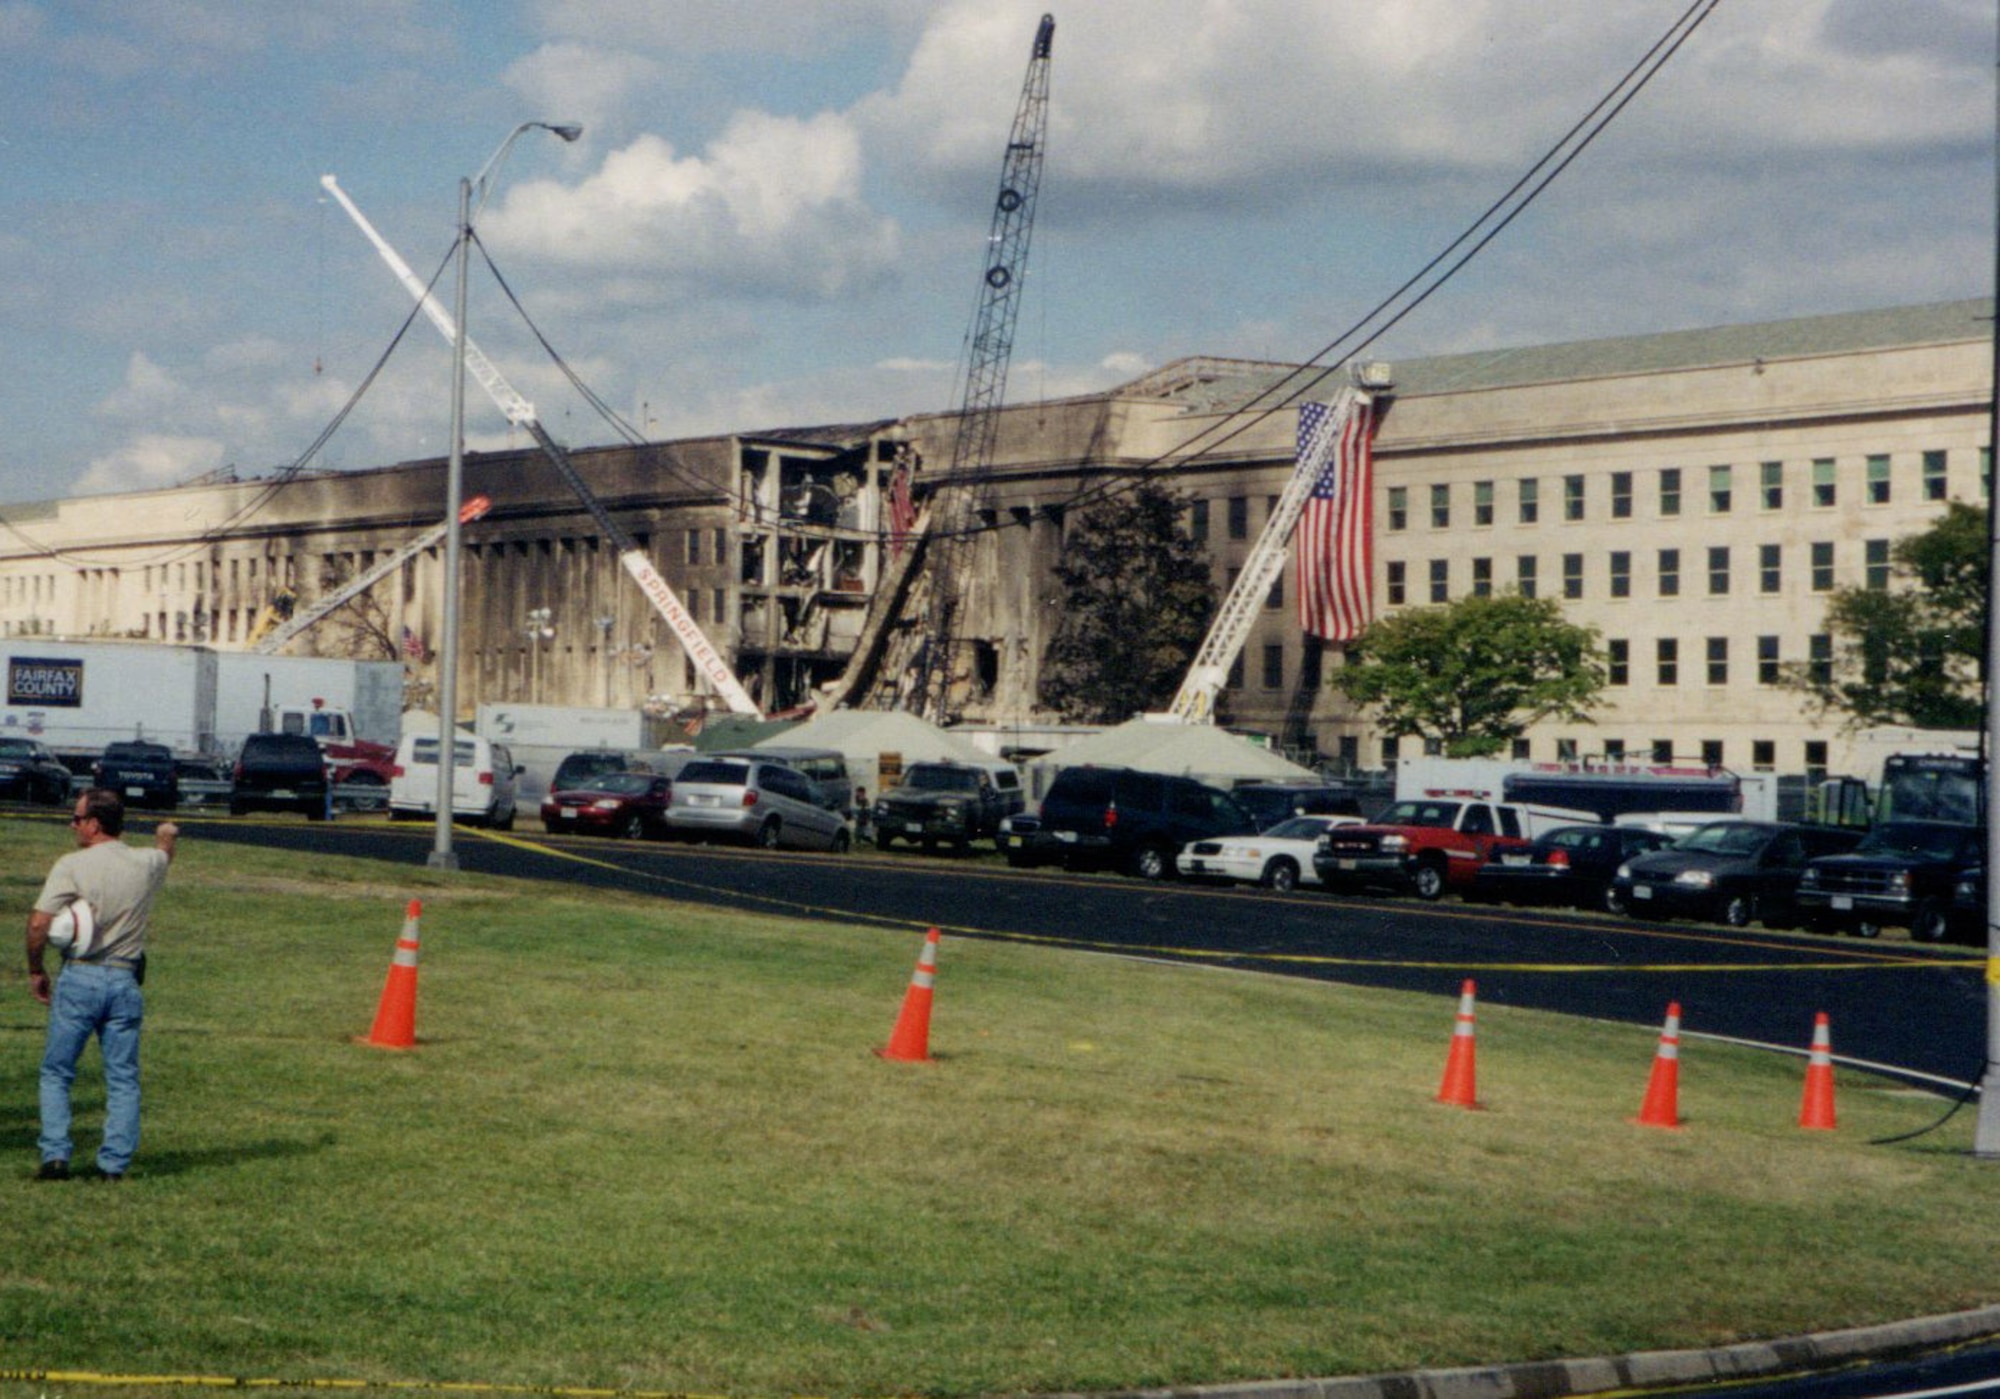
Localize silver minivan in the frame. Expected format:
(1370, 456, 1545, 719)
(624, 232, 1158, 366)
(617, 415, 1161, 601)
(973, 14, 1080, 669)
(665, 758, 851, 852)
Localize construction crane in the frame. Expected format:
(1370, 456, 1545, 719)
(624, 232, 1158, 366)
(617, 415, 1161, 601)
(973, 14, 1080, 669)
(903, 12, 1055, 723)
(251, 496, 491, 655)
(320, 175, 761, 717)
(1167, 367, 1391, 724)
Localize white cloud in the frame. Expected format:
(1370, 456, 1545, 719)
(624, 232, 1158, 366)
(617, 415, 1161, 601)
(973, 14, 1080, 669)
(502, 42, 660, 145)
(75, 434, 225, 496)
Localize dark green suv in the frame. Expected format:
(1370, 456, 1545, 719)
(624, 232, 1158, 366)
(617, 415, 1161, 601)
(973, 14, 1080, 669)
(998, 766, 1256, 880)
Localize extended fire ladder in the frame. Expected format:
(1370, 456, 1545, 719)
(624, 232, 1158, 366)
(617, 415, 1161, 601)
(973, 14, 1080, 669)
(1166, 376, 1382, 724)
(321, 175, 761, 716)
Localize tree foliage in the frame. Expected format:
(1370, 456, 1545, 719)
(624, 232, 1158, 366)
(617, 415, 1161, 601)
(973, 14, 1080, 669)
(1331, 593, 1607, 758)
(1790, 500, 1987, 729)
(1038, 481, 1215, 723)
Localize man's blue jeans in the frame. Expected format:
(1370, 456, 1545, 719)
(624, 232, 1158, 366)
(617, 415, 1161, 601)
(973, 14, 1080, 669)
(39, 962, 144, 1174)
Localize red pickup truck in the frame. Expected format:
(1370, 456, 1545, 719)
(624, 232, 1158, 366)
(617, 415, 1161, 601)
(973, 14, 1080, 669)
(1311, 797, 1587, 900)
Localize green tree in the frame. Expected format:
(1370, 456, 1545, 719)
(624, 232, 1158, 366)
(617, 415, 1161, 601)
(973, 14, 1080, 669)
(1039, 480, 1214, 723)
(1791, 500, 1987, 729)
(1331, 593, 1607, 757)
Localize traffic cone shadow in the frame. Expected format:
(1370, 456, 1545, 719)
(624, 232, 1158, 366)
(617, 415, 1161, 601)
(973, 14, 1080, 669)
(1799, 1012, 1837, 1130)
(1634, 1001, 1683, 1129)
(360, 900, 423, 1050)
(876, 927, 940, 1063)
(1435, 979, 1482, 1109)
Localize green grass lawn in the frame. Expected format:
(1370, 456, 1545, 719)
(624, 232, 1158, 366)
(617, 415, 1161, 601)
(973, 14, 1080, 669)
(2, 814, 1996, 1399)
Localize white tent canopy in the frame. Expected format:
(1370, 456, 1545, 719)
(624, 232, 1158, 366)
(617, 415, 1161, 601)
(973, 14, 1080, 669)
(754, 709, 1003, 801)
(1024, 717, 1316, 798)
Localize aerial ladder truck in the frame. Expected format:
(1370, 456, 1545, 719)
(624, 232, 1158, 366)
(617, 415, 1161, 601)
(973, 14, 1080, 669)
(320, 175, 762, 717)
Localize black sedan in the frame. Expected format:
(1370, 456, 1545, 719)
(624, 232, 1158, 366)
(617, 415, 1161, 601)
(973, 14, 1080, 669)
(1467, 824, 1674, 912)
(0, 736, 73, 805)
(541, 771, 675, 840)
(1613, 820, 1863, 928)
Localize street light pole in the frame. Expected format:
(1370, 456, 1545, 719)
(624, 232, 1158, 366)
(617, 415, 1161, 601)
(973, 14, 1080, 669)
(428, 120, 581, 872)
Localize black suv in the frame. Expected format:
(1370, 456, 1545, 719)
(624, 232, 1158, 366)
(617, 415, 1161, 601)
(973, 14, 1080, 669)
(231, 733, 331, 819)
(999, 765, 1256, 879)
(871, 761, 1025, 852)
(1794, 820, 1986, 942)
(93, 740, 179, 811)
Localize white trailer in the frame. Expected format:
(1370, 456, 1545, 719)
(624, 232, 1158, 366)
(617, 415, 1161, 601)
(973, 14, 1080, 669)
(476, 702, 680, 802)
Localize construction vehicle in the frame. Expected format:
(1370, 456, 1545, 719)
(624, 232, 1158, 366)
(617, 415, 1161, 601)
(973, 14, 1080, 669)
(320, 175, 761, 717)
(1168, 370, 1388, 724)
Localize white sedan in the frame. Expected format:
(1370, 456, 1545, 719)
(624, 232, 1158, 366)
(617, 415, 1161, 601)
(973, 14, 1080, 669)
(1177, 814, 1365, 891)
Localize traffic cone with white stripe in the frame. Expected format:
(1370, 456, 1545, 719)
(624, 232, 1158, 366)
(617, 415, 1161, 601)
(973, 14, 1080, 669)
(876, 927, 940, 1062)
(1634, 1001, 1683, 1128)
(363, 900, 423, 1050)
(1435, 979, 1481, 1109)
(1798, 1012, 1837, 1131)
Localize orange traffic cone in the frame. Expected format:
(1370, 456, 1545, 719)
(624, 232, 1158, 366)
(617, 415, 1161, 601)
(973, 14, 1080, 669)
(1635, 1001, 1683, 1128)
(876, 927, 940, 1062)
(362, 900, 423, 1050)
(1435, 979, 1481, 1109)
(1799, 1012, 1837, 1130)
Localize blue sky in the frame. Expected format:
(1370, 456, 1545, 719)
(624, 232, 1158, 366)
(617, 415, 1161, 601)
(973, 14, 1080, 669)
(0, 0, 1988, 504)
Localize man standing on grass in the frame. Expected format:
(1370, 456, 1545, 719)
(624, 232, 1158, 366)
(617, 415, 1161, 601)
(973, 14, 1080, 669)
(25, 788, 177, 1182)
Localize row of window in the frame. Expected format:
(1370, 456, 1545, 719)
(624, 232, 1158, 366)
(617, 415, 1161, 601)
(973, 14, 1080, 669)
(1385, 540, 1890, 605)
(1604, 635, 1830, 688)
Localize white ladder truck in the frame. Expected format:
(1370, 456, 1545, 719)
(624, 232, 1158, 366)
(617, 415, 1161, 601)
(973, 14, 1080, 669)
(1166, 368, 1389, 724)
(320, 174, 762, 717)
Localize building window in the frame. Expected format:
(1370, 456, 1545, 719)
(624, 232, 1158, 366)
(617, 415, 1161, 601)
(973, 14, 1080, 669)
(1474, 480, 1494, 526)
(1563, 475, 1585, 521)
(1511, 738, 1532, 761)
(1923, 450, 1948, 502)
(1757, 635, 1780, 685)
(685, 529, 702, 566)
(1758, 543, 1781, 594)
(1652, 738, 1674, 764)
(1265, 573, 1284, 610)
(1385, 487, 1406, 532)
(1228, 497, 1248, 540)
(1810, 541, 1835, 592)
(1808, 633, 1833, 685)
(1517, 555, 1538, 599)
(1812, 458, 1837, 507)
(1709, 464, 1732, 513)
(1189, 499, 1210, 542)
(1805, 740, 1829, 784)
(1609, 550, 1631, 599)
(1701, 739, 1724, 768)
(1262, 643, 1284, 689)
(1519, 478, 1539, 524)
(1562, 553, 1583, 599)
(1751, 740, 1775, 772)
(1555, 737, 1579, 762)
(1706, 636, 1728, 685)
(1760, 460, 1783, 510)
(1610, 471, 1633, 519)
(1604, 738, 1626, 762)
(1656, 638, 1678, 686)
(1471, 557, 1492, 597)
(1865, 538, 1891, 591)
(1429, 558, 1449, 603)
(1608, 638, 1629, 685)
(1386, 560, 1406, 606)
(1658, 548, 1680, 598)
(1227, 654, 1244, 689)
(1866, 454, 1891, 505)
(1659, 468, 1682, 517)
(1431, 483, 1451, 529)
(1707, 545, 1730, 596)
(1382, 736, 1401, 767)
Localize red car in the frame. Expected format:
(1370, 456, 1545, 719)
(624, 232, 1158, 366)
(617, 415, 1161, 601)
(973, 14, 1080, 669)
(540, 771, 674, 840)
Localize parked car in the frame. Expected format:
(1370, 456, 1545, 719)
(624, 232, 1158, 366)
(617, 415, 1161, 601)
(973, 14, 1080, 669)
(1470, 824, 1676, 912)
(1610, 821, 1863, 927)
(230, 732, 331, 819)
(1794, 820, 1987, 942)
(0, 736, 74, 805)
(93, 740, 179, 811)
(541, 770, 675, 840)
(664, 757, 850, 851)
(388, 733, 521, 829)
(1229, 782, 1363, 832)
(871, 760, 1025, 852)
(549, 748, 688, 793)
(999, 766, 1257, 880)
(1177, 814, 1364, 891)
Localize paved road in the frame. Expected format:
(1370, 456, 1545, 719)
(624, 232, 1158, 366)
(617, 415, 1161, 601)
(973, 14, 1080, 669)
(174, 814, 1990, 1091)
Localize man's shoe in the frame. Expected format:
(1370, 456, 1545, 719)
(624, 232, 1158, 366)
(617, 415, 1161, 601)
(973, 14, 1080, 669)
(34, 1159, 70, 1181)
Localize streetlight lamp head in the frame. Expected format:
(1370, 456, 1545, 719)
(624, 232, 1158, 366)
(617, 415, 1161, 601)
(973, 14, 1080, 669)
(546, 123, 584, 143)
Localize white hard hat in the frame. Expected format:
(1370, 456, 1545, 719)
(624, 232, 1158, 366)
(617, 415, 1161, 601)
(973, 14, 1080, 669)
(48, 901, 98, 959)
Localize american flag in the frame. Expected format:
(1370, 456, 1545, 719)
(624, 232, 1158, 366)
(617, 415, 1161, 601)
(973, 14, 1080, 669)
(401, 625, 424, 660)
(1296, 395, 1379, 642)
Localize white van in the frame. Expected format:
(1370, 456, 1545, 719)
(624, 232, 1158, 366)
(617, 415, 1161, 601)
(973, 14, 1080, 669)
(388, 733, 522, 829)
